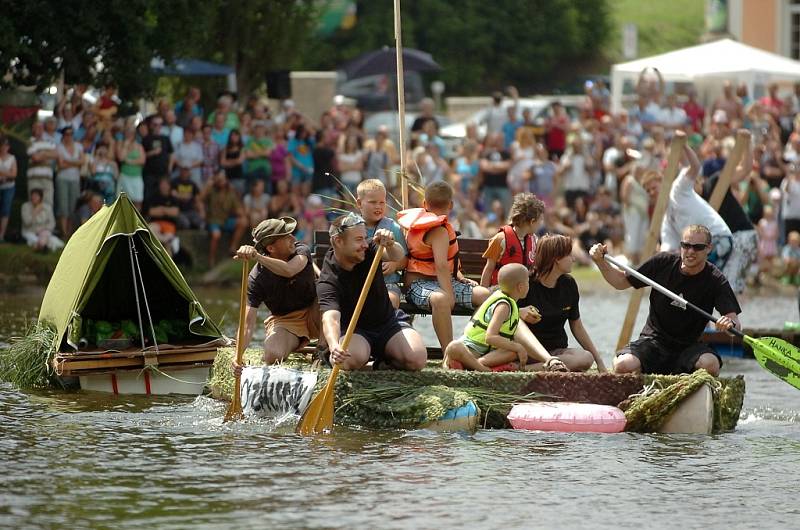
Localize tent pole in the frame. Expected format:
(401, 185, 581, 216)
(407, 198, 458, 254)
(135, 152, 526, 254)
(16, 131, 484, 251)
(394, 0, 408, 209)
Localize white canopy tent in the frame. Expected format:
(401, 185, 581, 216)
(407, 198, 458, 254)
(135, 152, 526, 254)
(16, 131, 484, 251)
(611, 38, 800, 114)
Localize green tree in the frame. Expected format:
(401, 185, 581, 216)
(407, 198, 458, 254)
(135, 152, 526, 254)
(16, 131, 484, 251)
(196, 0, 318, 97)
(300, 0, 611, 94)
(0, 0, 204, 98)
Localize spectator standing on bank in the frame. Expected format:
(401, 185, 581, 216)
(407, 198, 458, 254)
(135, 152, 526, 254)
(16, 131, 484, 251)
(220, 129, 246, 196)
(174, 127, 203, 187)
(116, 121, 146, 210)
(55, 126, 84, 237)
(478, 132, 512, 213)
(245, 121, 273, 192)
(141, 115, 174, 200)
(288, 122, 315, 196)
(556, 136, 595, 208)
(26, 121, 58, 207)
(269, 126, 291, 195)
(0, 136, 17, 242)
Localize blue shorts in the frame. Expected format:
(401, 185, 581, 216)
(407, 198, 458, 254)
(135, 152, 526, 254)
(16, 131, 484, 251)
(406, 278, 475, 311)
(460, 335, 491, 355)
(207, 217, 238, 234)
(0, 186, 14, 217)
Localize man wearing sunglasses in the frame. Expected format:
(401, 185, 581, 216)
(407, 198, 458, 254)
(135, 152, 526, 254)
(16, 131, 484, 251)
(590, 224, 741, 376)
(316, 212, 427, 371)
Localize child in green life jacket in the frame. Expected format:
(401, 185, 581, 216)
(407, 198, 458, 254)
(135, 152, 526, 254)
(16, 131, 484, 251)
(444, 263, 567, 372)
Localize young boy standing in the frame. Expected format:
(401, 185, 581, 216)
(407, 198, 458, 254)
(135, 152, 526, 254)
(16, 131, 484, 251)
(357, 179, 407, 308)
(480, 192, 545, 287)
(401, 181, 491, 350)
(444, 264, 564, 371)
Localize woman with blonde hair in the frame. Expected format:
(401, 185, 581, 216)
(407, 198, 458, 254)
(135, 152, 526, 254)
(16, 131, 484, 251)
(518, 233, 606, 372)
(508, 127, 536, 195)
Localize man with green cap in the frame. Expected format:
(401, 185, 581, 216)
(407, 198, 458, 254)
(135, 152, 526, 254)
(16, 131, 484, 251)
(234, 216, 319, 364)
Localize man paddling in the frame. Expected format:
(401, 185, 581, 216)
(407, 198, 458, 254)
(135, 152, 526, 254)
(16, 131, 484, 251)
(317, 212, 427, 370)
(234, 216, 320, 364)
(590, 224, 741, 376)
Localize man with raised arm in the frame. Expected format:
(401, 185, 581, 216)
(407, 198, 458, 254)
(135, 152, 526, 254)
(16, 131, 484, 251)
(640, 131, 735, 283)
(234, 216, 319, 365)
(590, 224, 741, 376)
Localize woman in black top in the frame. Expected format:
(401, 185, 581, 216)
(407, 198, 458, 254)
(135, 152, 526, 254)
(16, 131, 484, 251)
(221, 129, 245, 195)
(519, 234, 607, 372)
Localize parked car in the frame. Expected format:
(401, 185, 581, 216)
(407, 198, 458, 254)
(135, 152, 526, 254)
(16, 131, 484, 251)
(439, 96, 583, 144)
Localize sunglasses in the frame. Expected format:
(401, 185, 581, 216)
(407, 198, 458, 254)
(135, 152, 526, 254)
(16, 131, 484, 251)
(329, 212, 365, 237)
(680, 241, 709, 251)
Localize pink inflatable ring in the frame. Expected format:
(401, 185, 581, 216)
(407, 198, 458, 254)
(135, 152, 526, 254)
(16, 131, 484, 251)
(508, 402, 627, 433)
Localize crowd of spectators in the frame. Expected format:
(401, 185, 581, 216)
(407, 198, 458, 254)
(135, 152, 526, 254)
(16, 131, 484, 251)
(2, 72, 800, 285)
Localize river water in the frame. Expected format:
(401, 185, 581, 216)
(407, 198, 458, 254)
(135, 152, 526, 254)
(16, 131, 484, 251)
(1, 283, 800, 529)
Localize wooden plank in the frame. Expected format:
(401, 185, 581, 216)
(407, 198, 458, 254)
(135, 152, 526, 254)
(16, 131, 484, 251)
(55, 350, 217, 375)
(57, 345, 220, 361)
(615, 134, 686, 351)
(708, 130, 749, 211)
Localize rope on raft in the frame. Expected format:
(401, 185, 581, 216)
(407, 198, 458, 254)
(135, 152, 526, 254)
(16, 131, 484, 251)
(619, 369, 721, 432)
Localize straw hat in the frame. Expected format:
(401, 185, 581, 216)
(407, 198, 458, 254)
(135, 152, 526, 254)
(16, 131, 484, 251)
(252, 216, 297, 251)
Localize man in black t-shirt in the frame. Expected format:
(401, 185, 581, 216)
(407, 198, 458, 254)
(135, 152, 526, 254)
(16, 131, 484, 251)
(234, 216, 319, 365)
(171, 166, 205, 229)
(590, 224, 741, 376)
(478, 132, 512, 213)
(317, 212, 427, 370)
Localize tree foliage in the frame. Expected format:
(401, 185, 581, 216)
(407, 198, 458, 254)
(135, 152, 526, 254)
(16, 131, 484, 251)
(300, 0, 612, 93)
(0, 0, 205, 97)
(198, 0, 318, 97)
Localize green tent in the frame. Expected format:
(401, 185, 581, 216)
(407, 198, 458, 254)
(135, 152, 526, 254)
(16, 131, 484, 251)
(39, 194, 222, 350)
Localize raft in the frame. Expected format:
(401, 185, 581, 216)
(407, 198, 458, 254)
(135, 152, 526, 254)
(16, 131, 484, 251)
(210, 347, 745, 434)
(34, 194, 226, 395)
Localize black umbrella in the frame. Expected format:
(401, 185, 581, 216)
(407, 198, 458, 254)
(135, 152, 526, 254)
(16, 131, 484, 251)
(342, 46, 442, 79)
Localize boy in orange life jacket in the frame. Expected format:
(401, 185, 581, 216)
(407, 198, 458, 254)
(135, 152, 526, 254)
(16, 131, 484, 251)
(401, 181, 491, 350)
(480, 192, 545, 287)
(357, 179, 408, 309)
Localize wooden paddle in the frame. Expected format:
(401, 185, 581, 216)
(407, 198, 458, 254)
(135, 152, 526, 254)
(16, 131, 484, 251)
(605, 254, 800, 391)
(707, 130, 750, 211)
(296, 245, 386, 435)
(615, 133, 686, 350)
(223, 258, 249, 423)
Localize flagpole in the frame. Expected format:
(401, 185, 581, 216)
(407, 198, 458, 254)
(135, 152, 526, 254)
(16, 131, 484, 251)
(394, 0, 408, 209)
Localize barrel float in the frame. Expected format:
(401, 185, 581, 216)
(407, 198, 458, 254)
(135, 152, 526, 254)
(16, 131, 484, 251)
(508, 402, 627, 433)
(421, 401, 480, 432)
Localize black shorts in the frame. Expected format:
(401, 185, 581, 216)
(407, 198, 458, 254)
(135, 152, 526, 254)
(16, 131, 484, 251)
(353, 309, 412, 362)
(617, 336, 723, 375)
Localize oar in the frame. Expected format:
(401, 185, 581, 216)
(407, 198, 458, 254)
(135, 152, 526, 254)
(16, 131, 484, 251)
(296, 245, 386, 435)
(604, 254, 800, 390)
(224, 258, 249, 422)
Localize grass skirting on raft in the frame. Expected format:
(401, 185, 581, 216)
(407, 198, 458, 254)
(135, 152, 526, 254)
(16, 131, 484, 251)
(0, 322, 58, 388)
(210, 347, 746, 432)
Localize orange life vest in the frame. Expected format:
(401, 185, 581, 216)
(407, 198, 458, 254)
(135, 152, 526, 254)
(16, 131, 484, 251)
(398, 208, 460, 277)
(491, 225, 536, 285)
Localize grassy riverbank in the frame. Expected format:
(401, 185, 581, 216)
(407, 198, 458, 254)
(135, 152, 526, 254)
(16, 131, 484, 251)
(0, 245, 61, 290)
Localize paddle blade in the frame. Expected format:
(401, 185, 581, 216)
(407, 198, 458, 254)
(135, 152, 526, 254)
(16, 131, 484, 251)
(223, 374, 244, 423)
(296, 382, 335, 435)
(745, 335, 800, 391)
